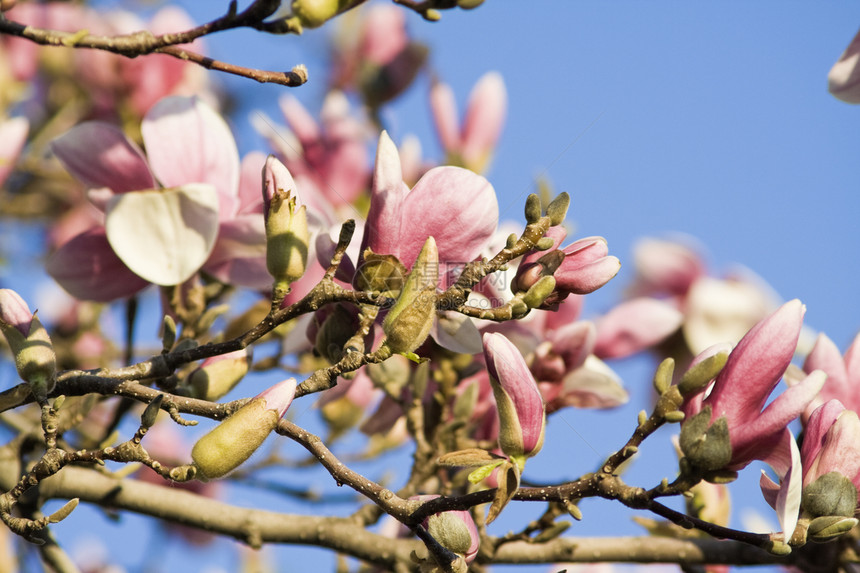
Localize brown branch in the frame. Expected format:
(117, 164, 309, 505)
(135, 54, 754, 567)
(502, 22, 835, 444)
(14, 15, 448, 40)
(0, 1, 308, 88)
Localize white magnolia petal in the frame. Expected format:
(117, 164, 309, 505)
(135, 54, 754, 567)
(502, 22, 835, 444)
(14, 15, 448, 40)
(775, 431, 802, 541)
(105, 183, 219, 286)
(432, 311, 483, 355)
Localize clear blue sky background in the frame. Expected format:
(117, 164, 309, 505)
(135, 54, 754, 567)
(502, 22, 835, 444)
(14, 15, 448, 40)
(5, 1, 860, 571)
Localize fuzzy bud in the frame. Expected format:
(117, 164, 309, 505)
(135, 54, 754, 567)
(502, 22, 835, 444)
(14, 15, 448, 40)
(191, 378, 296, 479)
(807, 515, 858, 542)
(679, 406, 732, 472)
(0, 289, 56, 401)
(290, 0, 345, 28)
(524, 194, 542, 224)
(412, 495, 480, 564)
(382, 237, 438, 354)
(545, 192, 570, 226)
(263, 156, 309, 288)
(188, 349, 252, 401)
(482, 332, 546, 460)
(802, 471, 859, 519)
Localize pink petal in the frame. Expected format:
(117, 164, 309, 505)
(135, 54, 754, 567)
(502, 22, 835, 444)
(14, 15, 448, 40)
(483, 332, 545, 454)
(844, 332, 860, 387)
(203, 214, 269, 289)
(546, 356, 628, 412)
(399, 166, 498, 270)
(429, 81, 461, 153)
(829, 27, 860, 104)
(630, 236, 705, 298)
(0, 117, 29, 187)
(257, 378, 297, 418)
(51, 123, 155, 193)
(0, 288, 33, 335)
(593, 298, 683, 359)
(461, 72, 507, 169)
(279, 96, 321, 146)
(46, 228, 149, 302)
(806, 407, 860, 487)
(728, 370, 826, 469)
(774, 431, 802, 540)
(359, 5, 408, 65)
(362, 131, 408, 257)
(801, 399, 846, 478)
(555, 254, 621, 295)
(238, 152, 267, 214)
(707, 299, 804, 429)
(141, 96, 239, 216)
(805, 333, 850, 398)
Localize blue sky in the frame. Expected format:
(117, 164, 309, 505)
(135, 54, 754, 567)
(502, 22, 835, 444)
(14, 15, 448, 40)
(6, 1, 860, 571)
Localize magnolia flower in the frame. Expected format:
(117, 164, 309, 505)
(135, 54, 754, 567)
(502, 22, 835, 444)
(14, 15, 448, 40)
(361, 131, 498, 286)
(626, 236, 777, 355)
(430, 72, 507, 173)
(47, 96, 271, 300)
(680, 300, 826, 474)
(592, 297, 684, 359)
(760, 400, 860, 540)
(829, 27, 860, 104)
(513, 226, 621, 308)
(483, 332, 546, 461)
(254, 91, 369, 209)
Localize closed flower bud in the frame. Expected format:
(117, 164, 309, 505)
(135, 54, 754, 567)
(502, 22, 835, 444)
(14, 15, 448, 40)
(807, 515, 858, 542)
(482, 332, 546, 461)
(802, 471, 858, 518)
(291, 0, 345, 29)
(191, 378, 296, 479)
(263, 156, 309, 289)
(0, 289, 56, 401)
(188, 349, 252, 401)
(411, 495, 480, 564)
(382, 237, 438, 354)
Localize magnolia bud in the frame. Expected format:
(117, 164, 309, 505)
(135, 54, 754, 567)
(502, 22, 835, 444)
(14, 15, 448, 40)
(0, 289, 56, 401)
(545, 192, 570, 226)
(382, 237, 438, 354)
(263, 156, 309, 289)
(411, 495, 480, 564)
(802, 471, 858, 518)
(291, 0, 344, 29)
(354, 251, 406, 296)
(807, 515, 858, 542)
(188, 349, 252, 401)
(191, 378, 296, 479)
(678, 406, 731, 472)
(482, 332, 546, 461)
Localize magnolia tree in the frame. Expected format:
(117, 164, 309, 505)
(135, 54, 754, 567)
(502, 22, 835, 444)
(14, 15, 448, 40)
(1, 1, 859, 572)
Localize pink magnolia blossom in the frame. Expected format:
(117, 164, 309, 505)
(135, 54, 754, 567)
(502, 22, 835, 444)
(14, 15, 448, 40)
(255, 92, 369, 208)
(483, 332, 546, 459)
(329, 4, 425, 106)
(0, 116, 28, 188)
(361, 131, 498, 283)
(682, 299, 826, 472)
(430, 72, 507, 173)
(47, 96, 269, 300)
(593, 297, 684, 359)
(514, 226, 621, 308)
(786, 331, 860, 417)
(829, 27, 860, 104)
(626, 236, 777, 355)
(800, 400, 860, 493)
(114, 6, 210, 117)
